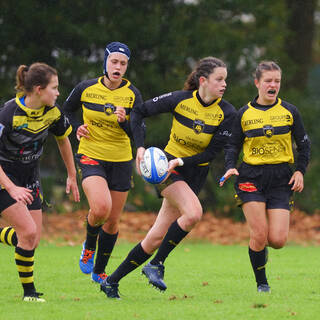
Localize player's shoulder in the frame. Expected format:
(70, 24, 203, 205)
(218, 99, 236, 114)
(76, 77, 100, 92)
(279, 98, 298, 113)
(0, 98, 19, 115)
(127, 81, 142, 97)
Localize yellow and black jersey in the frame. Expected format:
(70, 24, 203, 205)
(63, 76, 143, 162)
(225, 97, 311, 173)
(131, 90, 236, 166)
(0, 93, 72, 165)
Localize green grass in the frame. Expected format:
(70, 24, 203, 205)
(0, 242, 319, 320)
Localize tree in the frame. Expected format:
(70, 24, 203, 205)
(284, 0, 317, 90)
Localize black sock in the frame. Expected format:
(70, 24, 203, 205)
(150, 220, 188, 265)
(248, 247, 268, 286)
(0, 227, 18, 246)
(15, 246, 36, 295)
(107, 242, 151, 284)
(85, 218, 101, 251)
(93, 230, 118, 274)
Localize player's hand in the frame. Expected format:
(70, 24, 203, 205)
(135, 147, 146, 175)
(76, 124, 90, 141)
(167, 159, 179, 174)
(66, 176, 80, 202)
(115, 107, 126, 123)
(159, 159, 178, 183)
(219, 168, 239, 187)
(289, 171, 304, 192)
(7, 185, 34, 205)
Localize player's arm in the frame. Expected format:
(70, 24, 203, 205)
(178, 103, 237, 166)
(130, 91, 187, 148)
(118, 88, 143, 138)
(55, 136, 80, 202)
(49, 109, 80, 202)
(62, 83, 84, 133)
(291, 106, 311, 175)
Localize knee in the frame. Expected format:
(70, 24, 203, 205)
(89, 202, 111, 223)
(250, 229, 268, 249)
(182, 206, 203, 229)
(268, 235, 287, 249)
(103, 217, 120, 234)
(18, 227, 37, 249)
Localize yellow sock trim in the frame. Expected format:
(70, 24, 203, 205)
(20, 276, 34, 284)
(17, 265, 33, 272)
(7, 228, 15, 245)
(0, 227, 9, 243)
(15, 253, 34, 262)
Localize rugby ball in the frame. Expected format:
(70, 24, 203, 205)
(139, 147, 168, 184)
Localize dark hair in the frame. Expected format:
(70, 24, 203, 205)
(183, 57, 226, 91)
(15, 62, 58, 93)
(254, 61, 282, 81)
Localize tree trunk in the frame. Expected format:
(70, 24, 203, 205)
(285, 0, 316, 90)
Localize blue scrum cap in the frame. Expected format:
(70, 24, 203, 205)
(103, 41, 131, 75)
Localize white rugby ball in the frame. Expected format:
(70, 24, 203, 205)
(139, 147, 168, 184)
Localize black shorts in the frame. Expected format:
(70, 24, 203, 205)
(0, 162, 42, 213)
(75, 154, 133, 192)
(234, 162, 294, 210)
(156, 162, 209, 196)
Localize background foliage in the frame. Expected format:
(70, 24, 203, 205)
(0, 0, 319, 216)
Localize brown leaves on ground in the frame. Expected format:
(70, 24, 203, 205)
(1, 209, 319, 246)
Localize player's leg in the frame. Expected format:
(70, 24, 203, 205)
(2, 203, 44, 301)
(92, 190, 128, 283)
(149, 180, 202, 265)
(80, 176, 112, 274)
(242, 201, 270, 292)
(101, 199, 179, 297)
(267, 209, 290, 249)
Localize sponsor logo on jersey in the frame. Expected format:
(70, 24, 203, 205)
(238, 182, 257, 192)
(152, 92, 172, 102)
(270, 114, 291, 122)
(180, 104, 198, 116)
(205, 112, 222, 120)
(85, 92, 108, 100)
(193, 119, 205, 134)
(251, 141, 285, 157)
(172, 133, 202, 151)
(104, 103, 116, 115)
(263, 125, 274, 138)
(80, 155, 99, 165)
(91, 120, 103, 127)
(244, 118, 263, 126)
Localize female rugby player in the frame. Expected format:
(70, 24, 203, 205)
(220, 61, 310, 292)
(0, 62, 80, 302)
(63, 42, 143, 284)
(101, 56, 236, 298)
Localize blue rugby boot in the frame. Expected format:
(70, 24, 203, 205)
(257, 284, 271, 293)
(142, 262, 167, 291)
(91, 272, 108, 284)
(100, 278, 120, 299)
(79, 241, 95, 274)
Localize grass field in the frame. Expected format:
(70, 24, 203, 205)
(0, 241, 319, 320)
